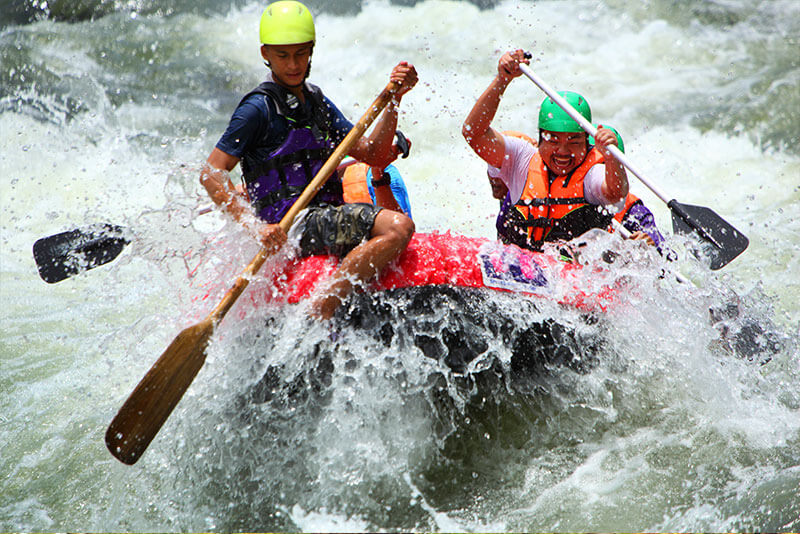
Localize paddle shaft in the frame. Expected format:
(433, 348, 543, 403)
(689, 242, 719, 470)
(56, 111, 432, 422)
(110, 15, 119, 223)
(106, 80, 399, 465)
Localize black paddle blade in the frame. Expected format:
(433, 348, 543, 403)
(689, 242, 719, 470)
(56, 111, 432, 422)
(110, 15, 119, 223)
(33, 224, 130, 283)
(668, 200, 749, 270)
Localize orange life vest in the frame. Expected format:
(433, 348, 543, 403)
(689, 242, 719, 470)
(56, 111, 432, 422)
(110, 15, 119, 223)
(341, 163, 373, 204)
(513, 147, 613, 248)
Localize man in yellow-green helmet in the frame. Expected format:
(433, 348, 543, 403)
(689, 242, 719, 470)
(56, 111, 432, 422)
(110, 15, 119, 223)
(200, 1, 418, 319)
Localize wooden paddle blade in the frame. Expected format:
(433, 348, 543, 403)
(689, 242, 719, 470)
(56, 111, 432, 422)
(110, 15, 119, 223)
(669, 200, 749, 270)
(105, 318, 215, 465)
(33, 224, 130, 283)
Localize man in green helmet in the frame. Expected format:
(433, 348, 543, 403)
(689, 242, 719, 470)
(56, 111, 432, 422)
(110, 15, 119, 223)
(486, 125, 666, 249)
(463, 49, 628, 252)
(200, 0, 418, 320)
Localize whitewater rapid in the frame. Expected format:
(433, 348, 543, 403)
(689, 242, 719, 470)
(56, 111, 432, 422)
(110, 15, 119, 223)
(1, 0, 798, 531)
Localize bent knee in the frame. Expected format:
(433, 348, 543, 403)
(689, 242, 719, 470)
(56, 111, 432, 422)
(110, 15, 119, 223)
(387, 213, 414, 247)
(395, 214, 415, 244)
(374, 210, 414, 247)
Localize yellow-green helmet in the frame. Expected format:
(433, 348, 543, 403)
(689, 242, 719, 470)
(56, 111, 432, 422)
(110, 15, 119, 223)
(259, 1, 315, 45)
(538, 91, 591, 133)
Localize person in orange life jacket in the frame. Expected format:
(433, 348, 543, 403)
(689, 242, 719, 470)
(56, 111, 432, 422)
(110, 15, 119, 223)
(199, 1, 417, 320)
(463, 49, 628, 252)
(487, 128, 665, 249)
(341, 131, 413, 219)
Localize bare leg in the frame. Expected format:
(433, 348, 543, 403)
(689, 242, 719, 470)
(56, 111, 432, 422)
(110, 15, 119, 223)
(311, 209, 414, 320)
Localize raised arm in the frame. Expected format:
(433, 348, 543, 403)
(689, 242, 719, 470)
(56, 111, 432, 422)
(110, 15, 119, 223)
(462, 49, 529, 168)
(593, 126, 629, 204)
(350, 62, 418, 167)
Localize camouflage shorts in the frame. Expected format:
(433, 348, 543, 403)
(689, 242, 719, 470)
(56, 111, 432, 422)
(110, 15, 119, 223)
(297, 203, 382, 257)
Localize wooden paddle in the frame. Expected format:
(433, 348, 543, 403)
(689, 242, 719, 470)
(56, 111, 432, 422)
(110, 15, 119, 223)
(518, 61, 749, 270)
(105, 81, 399, 465)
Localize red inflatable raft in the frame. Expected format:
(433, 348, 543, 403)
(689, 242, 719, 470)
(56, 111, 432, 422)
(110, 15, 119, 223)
(216, 231, 618, 314)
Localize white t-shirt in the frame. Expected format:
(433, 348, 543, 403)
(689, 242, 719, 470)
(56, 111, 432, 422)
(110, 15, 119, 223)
(488, 135, 622, 209)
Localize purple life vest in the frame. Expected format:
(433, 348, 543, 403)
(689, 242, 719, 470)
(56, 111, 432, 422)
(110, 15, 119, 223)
(241, 81, 344, 224)
(496, 193, 528, 247)
(619, 199, 667, 251)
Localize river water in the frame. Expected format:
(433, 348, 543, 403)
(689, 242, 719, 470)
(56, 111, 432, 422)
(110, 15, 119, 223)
(1, 0, 799, 531)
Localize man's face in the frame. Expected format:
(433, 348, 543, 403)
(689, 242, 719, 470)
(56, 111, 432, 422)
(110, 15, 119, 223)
(538, 130, 588, 175)
(261, 42, 313, 88)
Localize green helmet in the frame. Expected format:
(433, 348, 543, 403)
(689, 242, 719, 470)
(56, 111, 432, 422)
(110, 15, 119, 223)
(538, 91, 591, 133)
(589, 125, 625, 153)
(259, 1, 315, 45)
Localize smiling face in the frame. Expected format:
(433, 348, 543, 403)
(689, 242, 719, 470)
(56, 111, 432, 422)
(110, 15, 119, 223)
(537, 129, 589, 175)
(260, 42, 313, 88)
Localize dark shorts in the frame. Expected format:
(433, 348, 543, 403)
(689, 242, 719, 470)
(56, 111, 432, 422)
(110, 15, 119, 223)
(298, 203, 382, 257)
